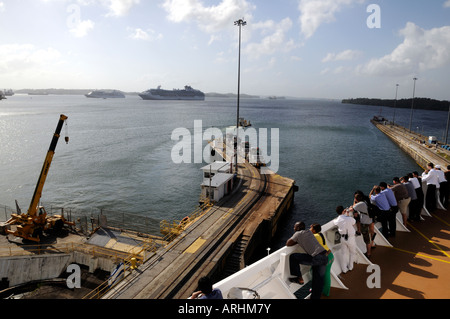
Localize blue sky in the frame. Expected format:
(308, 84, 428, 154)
(0, 0, 449, 100)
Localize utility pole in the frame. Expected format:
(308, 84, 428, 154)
(234, 18, 246, 175)
(393, 84, 399, 125)
(408, 77, 417, 132)
(445, 101, 450, 145)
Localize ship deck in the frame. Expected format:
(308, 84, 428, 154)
(325, 206, 450, 299)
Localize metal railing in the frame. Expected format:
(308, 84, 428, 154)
(0, 241, 145, 263)
(0, 204, 164, 237)
(83, 202, 214, 299)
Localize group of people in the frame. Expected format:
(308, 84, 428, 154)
(368, 163, 449, 238)
(189, 164, 449, 300)
(286, 162, 449, 299)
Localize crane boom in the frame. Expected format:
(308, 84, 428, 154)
(28, 114, 68, 216)
(1, 114, 73, 242)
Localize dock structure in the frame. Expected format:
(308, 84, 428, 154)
(371, 119, 450, 169)
(98, 144, 296, 299)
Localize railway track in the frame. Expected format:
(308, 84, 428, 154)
(103, 161, 269, 299)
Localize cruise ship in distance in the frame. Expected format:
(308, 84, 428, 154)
(85, 90, 125, 99)
(139, 85, 205, 101)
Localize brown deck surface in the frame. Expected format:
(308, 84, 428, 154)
(326, 207, 450, 299)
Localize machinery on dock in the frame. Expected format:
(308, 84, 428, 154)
(2, 114, 75, 242)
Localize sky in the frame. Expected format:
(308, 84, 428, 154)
(0, 0, 449, 100)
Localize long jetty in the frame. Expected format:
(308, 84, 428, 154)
(371, 119, 450, 169)
(96, 143, 296, 299)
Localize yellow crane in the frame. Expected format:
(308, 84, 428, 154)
(4, 114, 74, 242)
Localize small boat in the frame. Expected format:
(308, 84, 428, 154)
(239, 117, 251, 127)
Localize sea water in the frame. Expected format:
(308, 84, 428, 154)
(0, 94, 447, 247)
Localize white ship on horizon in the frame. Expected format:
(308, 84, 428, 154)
(85, 90, 125, 99)
(139, 85, 205, 101)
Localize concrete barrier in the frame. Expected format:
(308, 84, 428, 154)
(0, 251, 118, 288)
(0, 254, 72, 287)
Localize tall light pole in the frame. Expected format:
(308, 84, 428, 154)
(234, 18, 246, 175)
(408, 77, 418, 132)
(445, 101, 450, 145)
(393, 84, 399, 125)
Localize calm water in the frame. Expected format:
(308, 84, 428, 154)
(0, 94, 447, 247)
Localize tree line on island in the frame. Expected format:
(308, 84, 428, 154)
(342, 98, 450, 111)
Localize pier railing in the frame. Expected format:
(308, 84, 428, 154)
(82, 202, 214, 299)
(0, 204, 164, 237)
(0, 241, 144, 264)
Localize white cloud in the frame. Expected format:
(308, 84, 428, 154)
(322, 49, 362, 62)
(208, 35, 220, 46)
(444, 0, 450, 8)
(128, 27, 163, 41)
(70, 19, 95, 37)
(0, 2, 5, 13)
(0, 44, 63, 83)
(101, 0, 140, 17)
(243, 18, 296, 59)
(357, 22, 450, 76)
(298, 0, 364, 39)
(162, 0, 255, 33)
(57, 0, 140, 17)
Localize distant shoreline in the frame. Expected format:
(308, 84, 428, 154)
(342, 97, 450, 111)
(13, 89, 260, 99)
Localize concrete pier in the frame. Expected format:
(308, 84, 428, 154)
(99, 147, 296, 299)
(372, 120, 450, 169)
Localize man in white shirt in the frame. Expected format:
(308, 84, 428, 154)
(333, 206, 357, 273)
(422, 162, 440, 212)
(435, 165, 448, 208)
(412, 171, 425, 215)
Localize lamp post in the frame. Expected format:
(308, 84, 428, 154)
(234, 18, 246, 175)
(445, 101, 450, 145)
(393, 84, 399, 125)
(408, 77, 417, 132)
